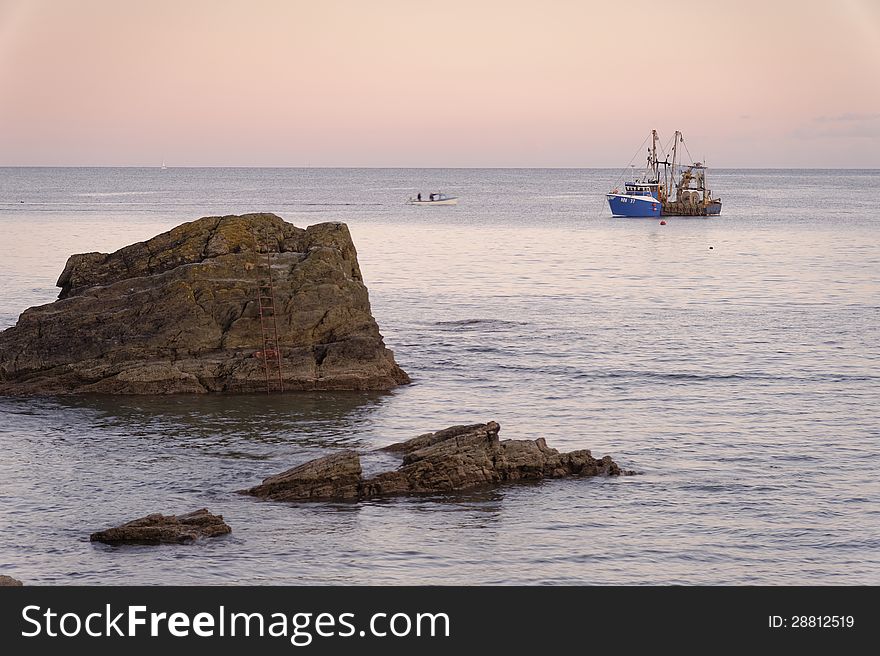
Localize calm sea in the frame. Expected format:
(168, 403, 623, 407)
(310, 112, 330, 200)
(0, 167, 878, 584)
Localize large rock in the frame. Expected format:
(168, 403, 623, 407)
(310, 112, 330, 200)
(0, 575, 23, 586)
(90, 508, 231, 545)
(0, 213, 409, 394)
(242, 422, 628, 502)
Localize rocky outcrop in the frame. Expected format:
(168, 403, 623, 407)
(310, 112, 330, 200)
(242, 422, 627, 502)
(244, 450, 363, 502)
(0, 213, 409, 394)
(0, 575, 23, 586)
(89, 508, 231, 545)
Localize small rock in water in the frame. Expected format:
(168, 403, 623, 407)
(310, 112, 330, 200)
(241, 421, 632, 502)
(90, 508, 231, 545)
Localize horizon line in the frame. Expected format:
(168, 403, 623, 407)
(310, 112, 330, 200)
(2, 165, 879, 170)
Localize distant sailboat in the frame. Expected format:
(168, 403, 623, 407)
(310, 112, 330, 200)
(160, 159, 168, 170)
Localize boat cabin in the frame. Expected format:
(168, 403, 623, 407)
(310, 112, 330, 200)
(623, 181, 660, 197)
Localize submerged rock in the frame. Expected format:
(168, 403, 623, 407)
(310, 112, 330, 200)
(0, 575, 23, 586)
(0, 213, 409, 394)
(89, 508, 231, 545)
(242, 421, 627, 502)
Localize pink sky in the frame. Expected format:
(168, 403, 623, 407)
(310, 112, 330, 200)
(1, 0, 879, 167)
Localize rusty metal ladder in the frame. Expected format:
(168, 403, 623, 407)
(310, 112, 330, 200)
(256, 237, 284, 394)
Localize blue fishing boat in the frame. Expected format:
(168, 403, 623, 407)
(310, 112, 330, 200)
(607, 130, 722, 217)
(606, 181, 661, 217)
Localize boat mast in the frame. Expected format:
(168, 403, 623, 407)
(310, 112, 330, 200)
(651, 129, 658, 181)
(670, 130, 681, 192)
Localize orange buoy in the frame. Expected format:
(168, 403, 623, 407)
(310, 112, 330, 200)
(659, 220, 666, 225)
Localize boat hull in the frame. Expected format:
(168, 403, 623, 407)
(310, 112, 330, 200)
(407, 198, 458, 206)
(606, 194, 661, 217)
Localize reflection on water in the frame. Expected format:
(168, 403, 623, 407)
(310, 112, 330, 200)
(0, 168, 878, 585)
(44, 391, 392, 449)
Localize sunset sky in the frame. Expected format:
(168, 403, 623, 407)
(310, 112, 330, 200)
(1, 0, 879, 167)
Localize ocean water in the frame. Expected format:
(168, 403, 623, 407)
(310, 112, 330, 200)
(0, 167, 878, 585)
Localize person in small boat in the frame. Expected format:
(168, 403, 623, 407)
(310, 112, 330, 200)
(417, 193, 421, 201)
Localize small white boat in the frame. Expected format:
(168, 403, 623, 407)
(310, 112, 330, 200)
(406, 192, 458, 206)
